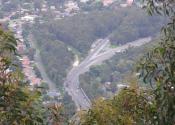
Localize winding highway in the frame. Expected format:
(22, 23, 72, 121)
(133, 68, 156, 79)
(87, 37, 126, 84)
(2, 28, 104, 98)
(5, 5, 152, 111)
(64, 36, 152, 110)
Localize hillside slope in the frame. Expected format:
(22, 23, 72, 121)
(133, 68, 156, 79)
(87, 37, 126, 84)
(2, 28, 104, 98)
(31, 6, 165, 87)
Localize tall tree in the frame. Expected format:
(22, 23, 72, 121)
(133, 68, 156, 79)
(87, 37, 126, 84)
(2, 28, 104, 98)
(0, 28, 47, 125)
(138, 0, 175, 124)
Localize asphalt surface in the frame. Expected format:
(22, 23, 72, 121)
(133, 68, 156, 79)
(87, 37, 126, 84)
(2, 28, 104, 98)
(64, 36, 152, 110)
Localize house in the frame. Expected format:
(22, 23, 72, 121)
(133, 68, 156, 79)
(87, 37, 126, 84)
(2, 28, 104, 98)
(120, 3, 128, 7)
(31, 77, 41, 85)
(117, 84, 129, 90)
(127, 0, 134, 6)
(50, 6, 56, 10)
(80, 0, 90, 3)
(102, 0, 114, 6)
(64, 1, 79, 13)
(21, 15, 37, 23)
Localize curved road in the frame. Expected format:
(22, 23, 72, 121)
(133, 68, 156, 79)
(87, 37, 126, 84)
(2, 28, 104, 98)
(64, 37, 152, 110)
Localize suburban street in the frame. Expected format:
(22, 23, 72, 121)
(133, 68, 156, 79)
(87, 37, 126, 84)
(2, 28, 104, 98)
(64, 36, 152, 110)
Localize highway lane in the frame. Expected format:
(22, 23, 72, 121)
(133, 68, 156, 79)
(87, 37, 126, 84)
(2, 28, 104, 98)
(65, 38, 110, 84)
(88, 37, 152, 66)
(74, 37, 152, 75)
(65, 38, 110, 79)
(64, 38, 110, 110)
(64, 36, 152, 110)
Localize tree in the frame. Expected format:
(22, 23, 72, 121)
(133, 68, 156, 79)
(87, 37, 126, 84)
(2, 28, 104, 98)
(78, 83, 153, 125)
(137, 0, 175, 124)
(0, 28, 17, 55)
(0, 27, 47, 125)
(0, 27, 69, 125)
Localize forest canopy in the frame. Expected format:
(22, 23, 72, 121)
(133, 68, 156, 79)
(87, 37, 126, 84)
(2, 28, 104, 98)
(31, 6, 165, 88)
